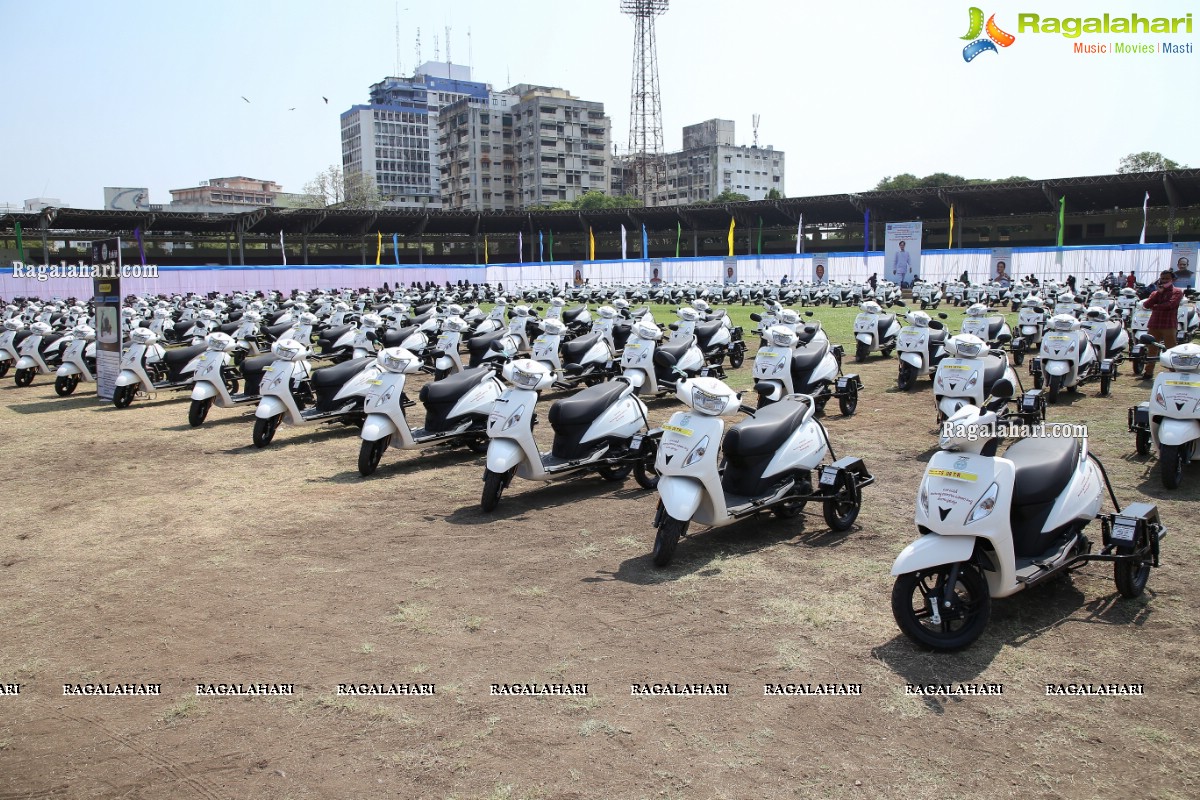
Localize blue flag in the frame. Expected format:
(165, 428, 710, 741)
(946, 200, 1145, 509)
(641, 224, 649, 259)
(392, 233, 399, 265)
(538, 230, 544, 262)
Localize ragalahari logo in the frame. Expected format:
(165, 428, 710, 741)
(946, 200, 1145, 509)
(962, 7, 1016, 61)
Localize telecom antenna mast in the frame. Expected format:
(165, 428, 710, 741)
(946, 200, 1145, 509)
(621, 0, 668, 206)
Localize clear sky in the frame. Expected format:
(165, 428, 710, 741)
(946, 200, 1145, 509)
(3, 0, 1197, 209)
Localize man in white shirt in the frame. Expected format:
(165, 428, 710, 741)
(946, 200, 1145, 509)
(892, 240, 912, 288)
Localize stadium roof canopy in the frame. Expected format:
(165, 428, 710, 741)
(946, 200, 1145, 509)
(3, 169, 1198, 237)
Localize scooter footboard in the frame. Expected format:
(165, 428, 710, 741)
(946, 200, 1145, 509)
(891, 533, 978, 576)
(658, 475, 704, 522)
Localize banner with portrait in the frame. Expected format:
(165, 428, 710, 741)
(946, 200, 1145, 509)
(1171, 242, 1198, 289)
(884, 222, 922, 289)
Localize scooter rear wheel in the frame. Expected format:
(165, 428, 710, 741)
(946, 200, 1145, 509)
(358, 435, 391, 476)
(727, 347, 745, 369)
(188, 397, 213, 427)
(1134, 429, 1151, 457)
(633, 439, 660, 490)
(652, 516, 687, 568)
(54, 374, 79, 396)
(597, 462, 633, 482)
(14, 368, 34, 387)
(252, 413, 282, 448)
(892, 564, 991, 651)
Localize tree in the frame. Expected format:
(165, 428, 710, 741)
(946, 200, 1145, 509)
(526, 191, 644, 211)
(299, 164, 382, 209)
(703, 189, 750, 204)
(875, 173, 922, 190)
(875, 173, 1031, 190)
(1118, 152, 1184, 173)
(765, 188, 783, 200)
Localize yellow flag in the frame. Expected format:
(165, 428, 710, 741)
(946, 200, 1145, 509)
(589, 227, 596, 261)
(484, 235, 489, 265)
(727, 217, 736, 257)
(948, 205, 955, 250)
(375, 231, 382, 265)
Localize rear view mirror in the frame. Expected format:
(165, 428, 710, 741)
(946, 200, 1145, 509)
(990, 378, 1015, 399)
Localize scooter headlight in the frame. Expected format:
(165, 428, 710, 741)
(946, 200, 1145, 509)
(512, 366, 541, 389)
(379, 350, 411, 372)
(967, 482, 1000, 523)
(692, 387, 729, 415)
(1171, 352, 1200, 370)
(918, 481, 930, 516)
(502, 403, 526, 431)
(682, 435, 710, 468)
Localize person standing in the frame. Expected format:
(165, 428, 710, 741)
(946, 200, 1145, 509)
(1142, 270, 1184, 381)
(892, 241, 911, 288)
(1126, 271, 1137, 289)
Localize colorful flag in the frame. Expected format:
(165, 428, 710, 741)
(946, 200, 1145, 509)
(756, 216, 763, 255)
(484, 235, 489, 265)
(620, 224, 627, 260)
(795, 214, 803, 255)
(641, 224, 649, 259)
(393, 233, 399, 265)
(675, 221, 681, 258)
(518, 230, 524, 263)
(14, 221, 25, 263)
(727, 217, 736, 257)
(589, 227, 596, 261)
(948, 205, 955, 250)
(375, 231, 382, 265)
(135, 227, 148, 266)
(1139, 191, 1149, 244)
(1057, 196, 1065, 246)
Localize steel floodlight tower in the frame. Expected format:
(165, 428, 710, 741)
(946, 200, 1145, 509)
(622, 0, 668, 206)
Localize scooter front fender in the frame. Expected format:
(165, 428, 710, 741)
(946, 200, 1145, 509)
(362, 414, 399, 443)
(1157, 418, 1200, 447)
(891, 533, 978, 576)
(624, 367, 647, 388)
(486, 438, 527, 474)
(899, 352, 923, 369)
(256, 395, 287, 420)
(1043, 360, 1071, 377)
(938, 396, 970, 418)
(855, 333, 873, 346)
(15, 355, 37, 370)
(56, 363, 81, 377)
(115, 369, 141, 387)
(191, 382, 219, 401)
(658, 475, 704, 523)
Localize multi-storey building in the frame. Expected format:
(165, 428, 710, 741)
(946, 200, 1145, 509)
(341, 62, 489, 207)
(509, 85, 611, 208)
(438, 92, 519, 211)
(167, 177, 283, 212)
(654, 119, 785, 205)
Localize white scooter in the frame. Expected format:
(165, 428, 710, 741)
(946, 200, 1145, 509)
(429, 315, 471, 378)
(1029, 313, 1115, 402)
(933, 333, 1035, 424)
(852, 301, 901, 362)
(187, 332, 271, 427)
(0, 318, 31, 379)
(53, 324, 97, 396)
(481, 361, 660, 512)
(1127, 305, 1153, 375)
(251, 339, 380, 447)
(357, 348, 502, 476)
(13, 321, 71, 387)
(1011, 297, 1046, 366)
(959, 303, 1011, 347)
(1128, 337, 1200, 488)
(650, 377, 873, 567)
(620, 319, 710, 397)
(895, 310, 948, 390)
(753, 323, 860, 415)
(530, 317, 618, 390)
(892, 382, 1166, 651)
(112, 328, 205, 407)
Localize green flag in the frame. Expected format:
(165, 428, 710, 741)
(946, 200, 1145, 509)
(756, 216, 763, 255)
(14, 221, 25, 263)
(548, 230, 554, 262)
(675, 221, 681, 258)
(1057, 196, 1065, 246)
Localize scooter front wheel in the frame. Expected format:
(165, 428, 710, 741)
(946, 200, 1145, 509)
(727, 347, 745, 369)
(897, 362, 916, 391)
(481, 468, 511, 512)
(14, 368, 34, 387)
(823, 479, 861, 531)
(252, 413, 283, 448)
(0, 361, 9, 379)
(1013, 349, 1025, 367)
(358, 435, 391, 476)
(112, 384, 135, 408)
(1159, 444, 1185, 490)
(54, 374, 79, 396)
(652, 516, 688, 568)
(892, 564, 991, 651)
(854, 342, 870, 363)
(188, 397, 213, 427)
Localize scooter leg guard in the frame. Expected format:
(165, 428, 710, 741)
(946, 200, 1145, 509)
(658, 475, 704, 522)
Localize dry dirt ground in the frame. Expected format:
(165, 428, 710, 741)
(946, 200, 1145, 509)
(1, 321, 1198, 800)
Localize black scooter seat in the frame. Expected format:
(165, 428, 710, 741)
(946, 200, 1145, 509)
(549, 380, 627, 429)
(929, 328, 948, 345)
(724, 399, 809, 458)
(982, 355, 1008, 391)
(217, 321, 240, 335)
(311, 356, 371, 388)
(468, 329, 507, 361)
(563, 332, 601, 363)
(172, 320, 194, 338)
(321, 324, 354, 344)
(986, 317, 1006, 340)
(264, 321, 293, 340)
(695, 321, 723, 348)
(163, 343, 205, 380)
(1104, 321, 1125, 351)
(876, 315, 896, 338)
(383, 326, 417, 348)
(562, 305, 587, 323)
(1006, 437, 1079, 506)
(420, 366, 491, 404)
(657, 337, 693, 361)
(39, 332, 66, 350)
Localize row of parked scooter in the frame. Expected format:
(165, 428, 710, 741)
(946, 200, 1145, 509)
(1, 287, 1175, 652)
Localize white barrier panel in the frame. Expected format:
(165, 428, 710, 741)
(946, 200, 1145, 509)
(0, 244, 1186, 300)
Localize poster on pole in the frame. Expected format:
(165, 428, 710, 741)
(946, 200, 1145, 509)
(812, 255, 829, 285)
(991, 248, 1013, 286)
(648, 258, 664, 286)
(884, 222, 922, 289)
(92, 241, 123, 402)
(723, 257, 738, 286)
(1171, 242, 1197, 289)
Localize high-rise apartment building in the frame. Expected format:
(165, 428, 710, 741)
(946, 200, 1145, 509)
(340, 62, 488, 207)
(509, 85, 611, 208)
(653, 119, 785, 205)
(438, 92, 519, 211)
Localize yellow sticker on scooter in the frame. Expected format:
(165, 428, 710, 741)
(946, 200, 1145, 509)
(263, 366, 273, 372)
(1165, 380, 1200, 386)
(663, 424, 693, 436)
(928, 469, 977, 481)
(758, 349, 779, 359)
(940, 364, 970, 370)
(369, 379, 383, 385)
